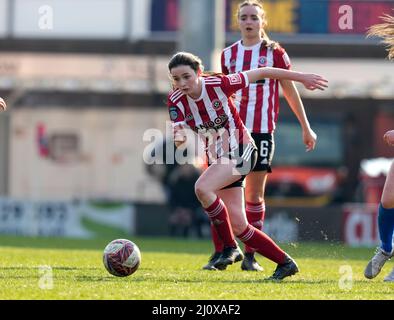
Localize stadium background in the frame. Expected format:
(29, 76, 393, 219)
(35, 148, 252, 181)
(0, 0, 393, 248)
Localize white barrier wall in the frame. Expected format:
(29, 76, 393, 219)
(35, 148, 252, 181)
(0, 198, 135, 238)
(13, 0, 126, 39)
(0, 0, 8, 37)
(0, 0, 152, 40)
(9, 108, 168, 203)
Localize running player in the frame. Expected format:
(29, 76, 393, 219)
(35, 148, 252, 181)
(167, 51, 327, 279)
(205, 0, 318, 271)
(364, 13, 394, 282)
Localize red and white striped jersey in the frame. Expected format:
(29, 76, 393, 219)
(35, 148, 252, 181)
(167, 73, 253, 162)
(221, 40, 291, 134)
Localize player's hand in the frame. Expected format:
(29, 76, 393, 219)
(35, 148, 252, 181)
(383, 130, 394, 146)
(303, 128, 317, 152)
(0, 97, 6, 112)
(174, 138, 187, 148)
(301, 74, 328, 91)
(173, 125, 187, 147)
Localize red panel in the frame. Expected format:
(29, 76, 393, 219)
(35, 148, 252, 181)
(329, 2, 393, 34)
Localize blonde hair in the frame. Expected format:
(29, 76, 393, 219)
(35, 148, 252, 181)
(237, 0, 278, 49)
(367, 13, 394, 60)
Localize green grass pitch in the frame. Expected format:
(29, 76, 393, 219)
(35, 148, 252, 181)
(0, 235, 392, 300)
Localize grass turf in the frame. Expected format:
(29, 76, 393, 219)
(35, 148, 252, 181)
(0, 235, 392, 300)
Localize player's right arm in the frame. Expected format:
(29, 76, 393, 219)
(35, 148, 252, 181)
(168, 95, 187, 148)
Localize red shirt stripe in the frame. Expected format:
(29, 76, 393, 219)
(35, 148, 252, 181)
(221, 41, 291, 133)
(167, 74, 252, 162)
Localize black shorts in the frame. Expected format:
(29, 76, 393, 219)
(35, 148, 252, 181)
(251, 132, 275, 173)
(221, 142, 258, 189)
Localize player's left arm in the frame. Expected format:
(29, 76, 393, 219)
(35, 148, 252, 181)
(275, 47, 316, 152)
(280, 80, 317, 152)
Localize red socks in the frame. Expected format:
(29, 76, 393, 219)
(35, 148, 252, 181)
(237, 224, 286, 264)
(204, 197, 237, 249)
(205, 197, 287, 265)
(210, 223, 224, 252)
(245, 201, 265, 253)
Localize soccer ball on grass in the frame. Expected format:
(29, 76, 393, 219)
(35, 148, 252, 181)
(103, 239, 141, 277)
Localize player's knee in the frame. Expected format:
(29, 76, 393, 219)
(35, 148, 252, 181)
(245, 189, 264, 203)
(247, 194, 264, 203)
(194, 182, 207, 202)
(229, 215, 247, 235)
(381, 196, 394, 209)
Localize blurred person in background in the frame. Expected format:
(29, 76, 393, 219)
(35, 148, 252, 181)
(167, 163, 205, 238)
(364, 13, 394, 282)
(167, 51, 327, 279)
(145, 138, 181, 201)
(204, 0, 318, 271)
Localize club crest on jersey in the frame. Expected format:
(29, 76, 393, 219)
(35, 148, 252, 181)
(169, 106, 179, 121)
(258, 56, 267, 67)
(228, 73, 242, 85)
(212, 99, 222, 111)
(185, 113, 194, 121)
(229, 59, 236, 68)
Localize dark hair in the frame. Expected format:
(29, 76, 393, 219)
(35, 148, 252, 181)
(168, 52, 224, 79)
(168, 52, 205, 73)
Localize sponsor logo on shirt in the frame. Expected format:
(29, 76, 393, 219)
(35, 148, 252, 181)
(194, 114, 229, 132)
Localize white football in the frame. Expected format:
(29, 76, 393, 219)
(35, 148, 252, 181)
(103, 239, 141, 277)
